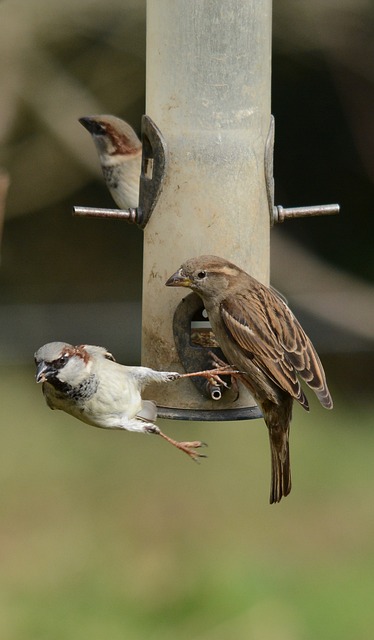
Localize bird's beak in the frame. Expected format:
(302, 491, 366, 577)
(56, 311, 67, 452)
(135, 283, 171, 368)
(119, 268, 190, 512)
(165, 268, 192, 288)
(78, 116, 92, 131)
(35, 361, 49, 383)
(79, 116, 106, 138)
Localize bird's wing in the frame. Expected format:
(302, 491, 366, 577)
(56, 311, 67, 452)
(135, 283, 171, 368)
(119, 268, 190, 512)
(136, 399, 157, 423)
(220, 287, 332, 409)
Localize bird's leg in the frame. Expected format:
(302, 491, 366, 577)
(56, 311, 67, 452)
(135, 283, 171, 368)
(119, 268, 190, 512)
(146, 425, 207, 462)
(179, 352, 243, 392)
(179, 363, 240, 389)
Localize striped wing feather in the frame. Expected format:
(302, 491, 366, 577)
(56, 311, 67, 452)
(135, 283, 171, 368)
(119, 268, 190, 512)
(220, 284, 333, 410)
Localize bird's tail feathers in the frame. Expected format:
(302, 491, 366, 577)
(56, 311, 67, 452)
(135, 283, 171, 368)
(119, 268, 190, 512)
(315, 385, 333, 410)
(263, 397, 293, 504)
(268, 426, 291, 504)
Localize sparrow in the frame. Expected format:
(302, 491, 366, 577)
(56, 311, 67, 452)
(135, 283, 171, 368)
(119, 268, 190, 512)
(79, 115, 141, 209)
(34, 342, 236, 461)
(166, 255, 333, 503)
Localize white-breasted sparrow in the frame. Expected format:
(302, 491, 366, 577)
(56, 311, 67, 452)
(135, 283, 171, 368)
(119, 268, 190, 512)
(79, 114, 141, 210)
(35, 341, 235, 461)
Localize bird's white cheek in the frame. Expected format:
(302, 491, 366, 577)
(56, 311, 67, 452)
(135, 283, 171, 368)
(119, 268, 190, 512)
(85, 360, 93, 375)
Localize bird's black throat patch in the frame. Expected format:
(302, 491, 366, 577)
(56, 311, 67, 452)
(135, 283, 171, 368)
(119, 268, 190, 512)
(47, 374, 98, 403)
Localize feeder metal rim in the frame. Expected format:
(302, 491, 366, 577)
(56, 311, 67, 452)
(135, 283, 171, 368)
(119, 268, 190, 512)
(157, 405, 263, 422)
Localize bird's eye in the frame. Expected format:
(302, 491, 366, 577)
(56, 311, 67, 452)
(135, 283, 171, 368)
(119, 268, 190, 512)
(91, 122, 106, 135)
(197, 270, 207, 280)
(56, 355, 68, 367)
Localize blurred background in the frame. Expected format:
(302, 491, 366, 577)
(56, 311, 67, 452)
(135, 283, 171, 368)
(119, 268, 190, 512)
(0, 1, 373, 638)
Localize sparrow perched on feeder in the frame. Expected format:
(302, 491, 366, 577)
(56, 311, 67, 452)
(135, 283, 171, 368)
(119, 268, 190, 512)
(79, 115, 141, 209)
(34, 342, 236, 461)
(166, 255, 333, 502)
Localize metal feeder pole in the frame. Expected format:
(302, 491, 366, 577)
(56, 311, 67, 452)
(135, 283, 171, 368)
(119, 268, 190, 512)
(142, 0, 272, 417)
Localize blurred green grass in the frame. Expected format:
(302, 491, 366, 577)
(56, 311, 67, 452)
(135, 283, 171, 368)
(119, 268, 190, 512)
(1, 365, 374, 639)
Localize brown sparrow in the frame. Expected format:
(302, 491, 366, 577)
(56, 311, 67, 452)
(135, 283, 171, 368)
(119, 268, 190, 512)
(79, 115, 141, 209)
(166, 255, 333, 502)
(34, 342, 236, 461)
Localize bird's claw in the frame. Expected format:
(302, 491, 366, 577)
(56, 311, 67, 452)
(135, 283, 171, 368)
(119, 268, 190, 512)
(180, 365, 239, 385)
(203, 369, 231, 388)
(175, 440, 208, 462)
(151, 426, 208, 462)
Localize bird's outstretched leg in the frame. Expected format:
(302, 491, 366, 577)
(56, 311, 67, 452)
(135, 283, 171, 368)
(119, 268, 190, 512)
(179, 362, 240, 389)
(146, 425, 207, 462)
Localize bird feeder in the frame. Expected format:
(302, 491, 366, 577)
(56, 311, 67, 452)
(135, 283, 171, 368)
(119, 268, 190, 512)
(74, 0, 339, 421)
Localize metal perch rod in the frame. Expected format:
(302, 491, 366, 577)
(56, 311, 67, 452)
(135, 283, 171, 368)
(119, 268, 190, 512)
(72, 206, 139, 223)
(274, 203, 340, 223)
